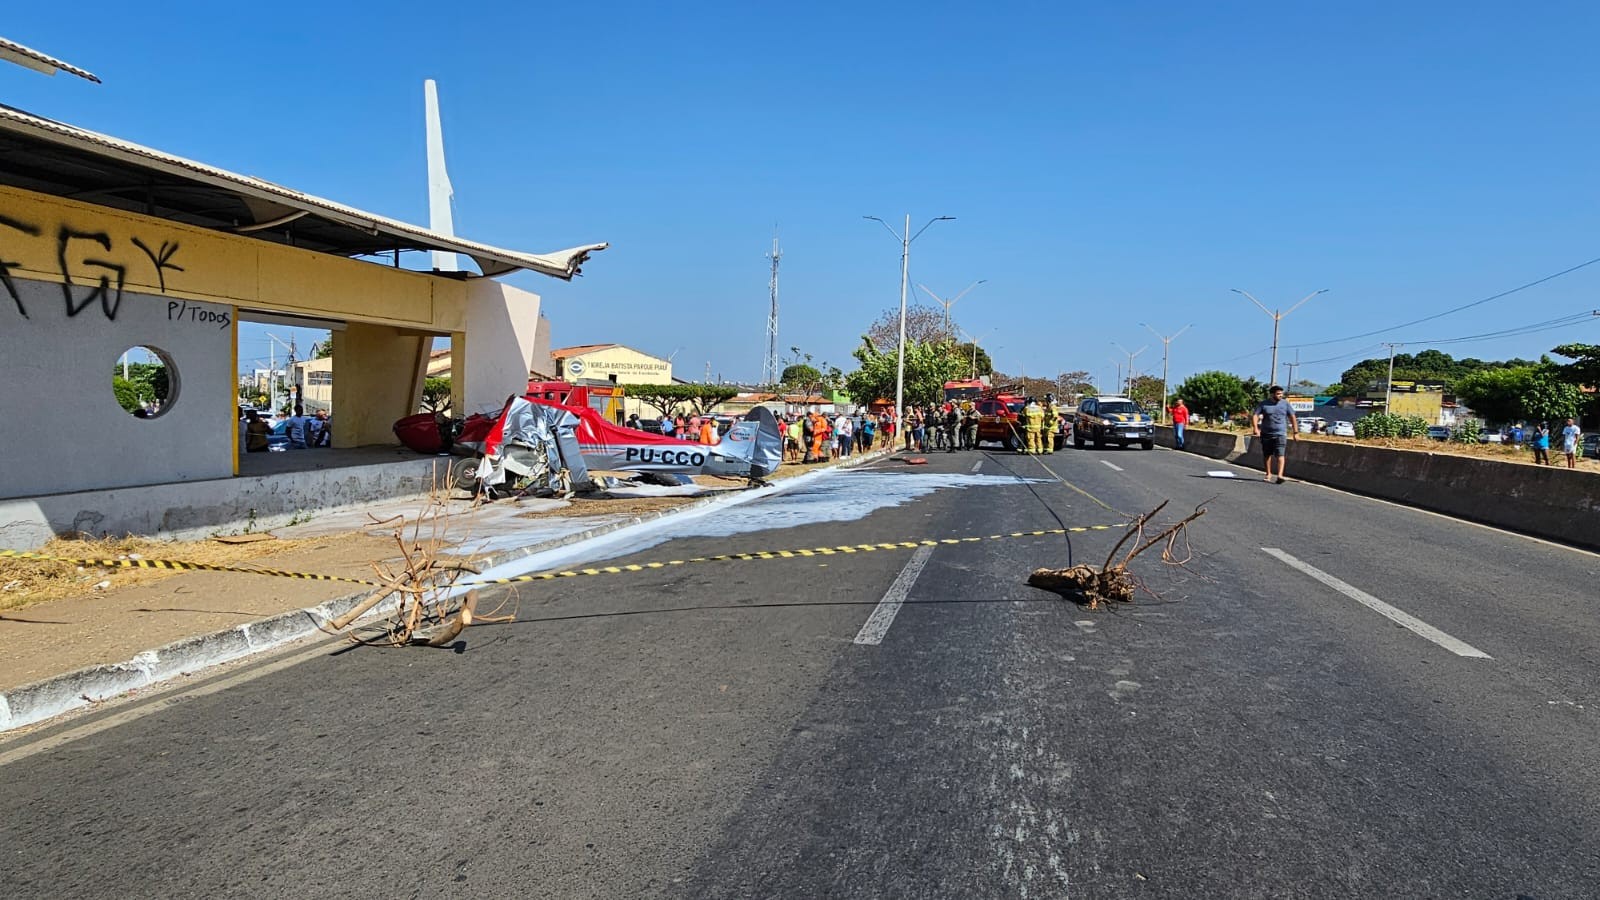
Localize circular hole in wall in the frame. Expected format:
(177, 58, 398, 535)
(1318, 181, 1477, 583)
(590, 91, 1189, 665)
(112, 345, 180, 419)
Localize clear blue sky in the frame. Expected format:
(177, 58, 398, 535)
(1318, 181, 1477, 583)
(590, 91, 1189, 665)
(7, 1, 1600, 392)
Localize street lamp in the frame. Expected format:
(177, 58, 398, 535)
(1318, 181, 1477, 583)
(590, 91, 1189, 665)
(864, 214, 955, 421)
(1231, 288, 1327, 389)
(918, 279, 987, 333)
(1111, 341, 1147, 397)
(958, 326, 996, 380)
(1142, 322, 1191, 421)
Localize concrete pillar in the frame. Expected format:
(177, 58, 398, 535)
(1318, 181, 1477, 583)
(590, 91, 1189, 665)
(331, 322, 431, 446)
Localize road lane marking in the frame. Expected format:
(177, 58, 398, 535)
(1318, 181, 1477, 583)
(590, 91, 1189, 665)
(971, 459, 982, 473)
(1100, 460, 1123, 472)
(0, 638, 344, 768)
(853, 545, 935, 646)
(1262, 548, 1492, 659)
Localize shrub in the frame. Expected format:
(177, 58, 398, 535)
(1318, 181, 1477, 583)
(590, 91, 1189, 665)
(1451, 417, 1484, 444)
(1354, 413, 1431, 439)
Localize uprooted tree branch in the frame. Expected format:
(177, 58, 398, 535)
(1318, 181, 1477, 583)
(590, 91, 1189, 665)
(1026, 500, 1206, 609)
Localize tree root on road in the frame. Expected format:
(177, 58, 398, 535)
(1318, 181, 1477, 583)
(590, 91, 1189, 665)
(1027, 500, 1206, 609)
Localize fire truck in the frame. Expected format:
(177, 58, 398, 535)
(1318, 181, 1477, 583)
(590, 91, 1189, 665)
(972, 385, 1028, 450)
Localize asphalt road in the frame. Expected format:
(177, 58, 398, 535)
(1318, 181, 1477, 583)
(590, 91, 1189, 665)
(2, 443, 1598, 898)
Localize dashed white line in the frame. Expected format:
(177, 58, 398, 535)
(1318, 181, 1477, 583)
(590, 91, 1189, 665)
(853, 545, 935, 646)
(1100, 460, 1123, 472)
(1262, 548, 1492, 659)
(970, 459, 983, 473)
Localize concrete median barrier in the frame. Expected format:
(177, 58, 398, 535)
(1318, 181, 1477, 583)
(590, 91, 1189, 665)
(1156, 425, 1600, 551)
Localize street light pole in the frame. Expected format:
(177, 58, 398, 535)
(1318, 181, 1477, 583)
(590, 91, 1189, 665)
(1111, 342, 1148, 398)
(958, 327, 996, 380)
(1231, 289, 1327, 388)
(865, 214, 954, 422)
(918, 279, 987, 334)
(1142, 322, 1191, 422)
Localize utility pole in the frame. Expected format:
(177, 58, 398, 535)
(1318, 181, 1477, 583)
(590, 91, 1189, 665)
(865, 214, 955, 419)
(1281, 350, 1302, 393)
(1112, 342, 1147, 397)
(1232, 289, 1327, 387)
(1142, 323, 1190, 421)
(763, 229, 781, 389)
(1382, 342, 1403, 412)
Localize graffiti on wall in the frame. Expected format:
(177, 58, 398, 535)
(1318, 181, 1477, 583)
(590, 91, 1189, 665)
(0, 214, 185, 322)
(0, 214, 41, 318)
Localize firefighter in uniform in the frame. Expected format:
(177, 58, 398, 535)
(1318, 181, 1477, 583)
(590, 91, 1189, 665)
(1023, 396, 1045, 454)
(1041, 394, 1058, 454)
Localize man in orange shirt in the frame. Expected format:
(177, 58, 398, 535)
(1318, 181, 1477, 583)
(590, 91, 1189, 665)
(810, 410, 830, 462)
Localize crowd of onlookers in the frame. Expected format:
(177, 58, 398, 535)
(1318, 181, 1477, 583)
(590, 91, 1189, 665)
(1498, 419, 1586, 469)
(241, 407, 332, 452)
(623, 408, 901, 463)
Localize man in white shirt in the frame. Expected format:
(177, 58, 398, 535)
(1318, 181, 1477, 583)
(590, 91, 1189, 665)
(834, 413, 853, 459)
(1561, 417, 1582, 469)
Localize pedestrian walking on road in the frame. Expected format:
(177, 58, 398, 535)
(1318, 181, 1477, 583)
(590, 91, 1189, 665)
(1560, 418, 1580, 468)
(1169, 398, 1190, 450)
(1252, 385, 1298, 483)
(1532, 423, 1551, 465)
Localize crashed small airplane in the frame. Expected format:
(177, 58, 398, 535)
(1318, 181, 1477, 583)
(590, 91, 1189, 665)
(466, 385, 784, 496)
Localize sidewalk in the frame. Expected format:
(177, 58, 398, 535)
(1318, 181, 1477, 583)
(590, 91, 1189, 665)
(0, 448, 892, 732)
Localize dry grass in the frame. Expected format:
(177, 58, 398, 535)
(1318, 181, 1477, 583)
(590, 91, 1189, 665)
(0, 532, 322, 613)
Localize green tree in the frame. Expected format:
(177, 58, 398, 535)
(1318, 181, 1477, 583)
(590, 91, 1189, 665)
(1551, 343, 1600, 388)
(779, 348, 841, 397)
(950, 341, 993, 377)
(779, 363, 821, 390)
(1171, 371, 1250, 423)
(1519, 364, 1586, 423)
(626, 384, 741, 419)
(844, 337, 965, 409)
(421, 376, 452, 413)
(1127, 374, 1164, 409)
(112, 376, 141, 413)
(1453, 367, 1528, 424)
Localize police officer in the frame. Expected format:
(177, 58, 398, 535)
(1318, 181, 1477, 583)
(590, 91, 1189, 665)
(1023, 396, 1045, 454)
(945, 404, 961, 453)
(1041, 394, 1058, 454)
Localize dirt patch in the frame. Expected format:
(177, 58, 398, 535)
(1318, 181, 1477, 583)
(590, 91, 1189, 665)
(0, 532, 368, 613)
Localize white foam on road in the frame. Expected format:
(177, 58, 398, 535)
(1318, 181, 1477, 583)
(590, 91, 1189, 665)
(461, 471, 1045, 586)
(1262, 548, 1492, 659)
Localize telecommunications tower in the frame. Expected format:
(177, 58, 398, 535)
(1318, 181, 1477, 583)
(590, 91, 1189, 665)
(763, 229, 781, 388)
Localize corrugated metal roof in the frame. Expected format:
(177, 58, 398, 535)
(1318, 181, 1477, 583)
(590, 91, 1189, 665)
(0, 102, 606, 280)
(550, 343, 619, 356)
(0, 37, 100, 83)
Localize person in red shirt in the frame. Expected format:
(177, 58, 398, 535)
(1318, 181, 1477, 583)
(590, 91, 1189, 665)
(1169, 397, 1191, 450)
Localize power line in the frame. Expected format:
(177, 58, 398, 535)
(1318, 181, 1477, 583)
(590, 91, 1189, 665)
(1284, 255, 1600, 351)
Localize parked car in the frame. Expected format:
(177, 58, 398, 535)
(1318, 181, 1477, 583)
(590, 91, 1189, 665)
(1479, 430, 1504, 444)
(1425, 425, 1451, 441)
(1328, 421, 1356, 437)
(1583, 433, 1600, 457)
(1297, 417, 1325, 434)
(1073, 396, 1155, 450)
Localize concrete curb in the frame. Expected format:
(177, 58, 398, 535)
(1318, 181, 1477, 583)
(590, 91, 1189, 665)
(0, 447, 894, 734)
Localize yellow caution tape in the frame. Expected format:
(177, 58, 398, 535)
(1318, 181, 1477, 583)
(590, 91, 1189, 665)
(449, 524, 1126, 587)
(0, 523, 1127, 589)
